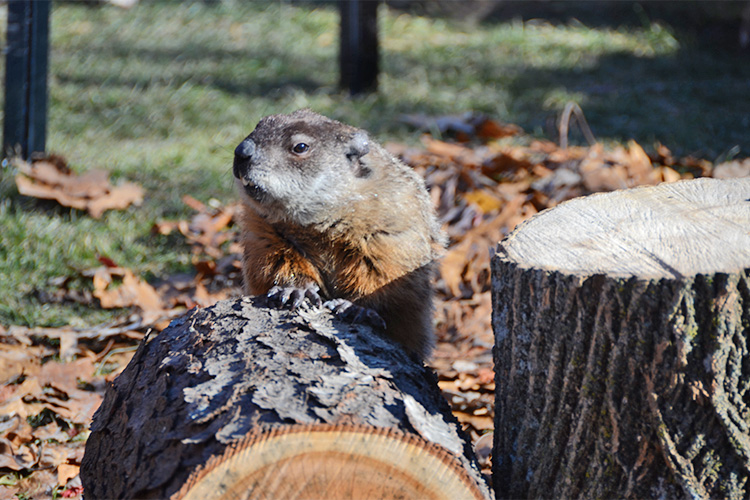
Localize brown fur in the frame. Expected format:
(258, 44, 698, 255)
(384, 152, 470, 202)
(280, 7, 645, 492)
(234, 110, 445, 359)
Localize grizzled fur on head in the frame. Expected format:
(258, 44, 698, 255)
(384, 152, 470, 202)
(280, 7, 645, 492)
(233, 109, 373, 226)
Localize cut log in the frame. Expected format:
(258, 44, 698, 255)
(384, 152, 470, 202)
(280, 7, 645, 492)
(491, 178, 750, 499)
(80, 297, 491, 500)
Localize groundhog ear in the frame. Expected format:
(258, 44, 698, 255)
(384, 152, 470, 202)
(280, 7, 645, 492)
(346, 131, 370, 160)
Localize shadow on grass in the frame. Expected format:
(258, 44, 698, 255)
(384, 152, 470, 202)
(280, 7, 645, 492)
(49, 1, 750, 157)
(54, 42, 328, 97)
(381, 4, 750, 157)
(502, 51, 750, 157)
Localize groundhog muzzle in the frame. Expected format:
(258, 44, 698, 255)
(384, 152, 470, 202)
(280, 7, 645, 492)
(233, 109, 445, 360)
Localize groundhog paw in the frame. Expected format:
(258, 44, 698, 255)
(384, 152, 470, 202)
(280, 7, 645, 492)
(266, 283, 322, 310)
(324, 298, 386, 331)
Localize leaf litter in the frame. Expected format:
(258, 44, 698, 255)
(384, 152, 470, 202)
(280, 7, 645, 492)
(3, 112, 749, 496)
(14, 155, 144, 218)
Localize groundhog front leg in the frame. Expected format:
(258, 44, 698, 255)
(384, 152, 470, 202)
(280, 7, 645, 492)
(357, 268, 436, 361)
(267, 282, 322, 309)
(245, 254, 323, 310)
(324, 298, 386, 331)
(241, 228, 325, 310)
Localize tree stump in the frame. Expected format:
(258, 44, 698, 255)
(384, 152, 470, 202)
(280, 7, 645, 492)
(491, 178, 750, 499)
(80, 297, 491, 500)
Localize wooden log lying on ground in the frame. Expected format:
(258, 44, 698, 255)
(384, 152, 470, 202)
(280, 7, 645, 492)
(491, 178, 750, 499)
(80, 296, 491, 500)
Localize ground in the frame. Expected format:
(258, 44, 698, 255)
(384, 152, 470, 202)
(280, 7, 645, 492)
(1, 1, 749, 498)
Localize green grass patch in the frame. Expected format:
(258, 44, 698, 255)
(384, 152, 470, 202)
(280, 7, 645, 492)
(1, 1, 748, 327)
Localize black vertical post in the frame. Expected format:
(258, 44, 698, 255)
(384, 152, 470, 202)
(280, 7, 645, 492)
(339, 0, 379, 95)
(3, 0, 50, 160)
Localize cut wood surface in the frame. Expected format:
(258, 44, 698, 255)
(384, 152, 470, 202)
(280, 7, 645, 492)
(80, 297, 491, 500)
(175, 425, 483, 500)
(491, 178, 750, 499)
(498, 177, 750, 278)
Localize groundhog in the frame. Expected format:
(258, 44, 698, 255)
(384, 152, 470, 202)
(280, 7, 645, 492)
(233, 109, 445, 360)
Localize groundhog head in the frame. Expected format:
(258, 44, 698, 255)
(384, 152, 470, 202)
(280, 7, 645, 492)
(233, 109, 372, 225)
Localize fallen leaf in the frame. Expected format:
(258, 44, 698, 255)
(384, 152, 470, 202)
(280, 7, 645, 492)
(455, 411, 494, 431)
(0, 438, 24, 470)
(657, 166, 682, 183)
(624, 140, 657, 185)
(87, 182, 144, 218)
(713, 158, 750, 179)
(462, 189, 504, 213)
(11, 442, 38, 469)
(39, 445, 69, 469)
(0, 378, 44, 419)
(0, 344, 42, 383)
(57, 464, 80, 487)
(34, 422, 70, 443)
(475, 119, 522, 140)
(97, 255, 119, 268)
(423, 137, 481, 167)
(92, 267, 163, 315)
(13, 156, 143, 218)
(15, 174, 89, 211)
(440, 250, 468, 298)
(182, 194, 207, 212)
(482, 150, 535, 179)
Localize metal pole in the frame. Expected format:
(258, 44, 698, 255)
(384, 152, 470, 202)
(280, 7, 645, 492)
(339, 0, 379, 95)
(3, 0, 50, 160)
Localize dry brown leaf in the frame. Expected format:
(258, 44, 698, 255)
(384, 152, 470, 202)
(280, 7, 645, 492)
(678, 155, 713, 177)
(152, 220, 180, 235)
(454, 411, 494, 431)
(14, 444, 39, 469)
(15, 174, 89, 211)
(624, 140, 656, 184)
(475, 119, 522, 140)
(579, 144, 628, 192)
(36, 358, 96, 395)
(422, 137, 481, 166)
(652, 142, 676, 166)
(713, 159, 750, 179)
(1, 379, 44, 419)
(0, 438, 26, 470)
(463, 189, 504, 213)
(14, 157, 143, 218)
(34, 422, 70, 443)
(0, 343, 42, 383)
(657, 166, 682, 183)
(92, 267, 163, 313)
(440, 249, 468, 298)
(532, 164, 554, 178)
(58, 463, 80, 487)
(26, 359, 103, 423)
(87, 182, 144, 218)
(545, 144, 589, 163)
(482, 149, 535, 179)
(182, 194, 207, 212)
(39, 445, 69, 469)
(474, 431, 493, 461)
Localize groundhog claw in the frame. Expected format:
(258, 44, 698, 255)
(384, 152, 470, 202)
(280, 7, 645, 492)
(267, 284, 322, 310)
(324, 298, 386, 331)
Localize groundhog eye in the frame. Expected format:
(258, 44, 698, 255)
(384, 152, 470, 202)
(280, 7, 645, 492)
(292, 143, 309, 154)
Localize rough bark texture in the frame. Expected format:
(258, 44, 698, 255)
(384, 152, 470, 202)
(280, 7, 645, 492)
(80, 296, 490, 500)
(491, 178, 750, 499)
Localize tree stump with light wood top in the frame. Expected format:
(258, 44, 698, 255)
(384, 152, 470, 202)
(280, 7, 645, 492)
(491, 177, 750, 499)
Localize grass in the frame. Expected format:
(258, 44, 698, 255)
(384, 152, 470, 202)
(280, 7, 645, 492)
(1, 0, 749, 327)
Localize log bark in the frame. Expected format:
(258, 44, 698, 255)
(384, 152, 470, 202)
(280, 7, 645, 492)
(491, 178, 750, 499)
(80, 296, 491, 500)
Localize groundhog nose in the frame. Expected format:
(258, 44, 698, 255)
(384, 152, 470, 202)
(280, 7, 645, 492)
(235, 138, 256, 160)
